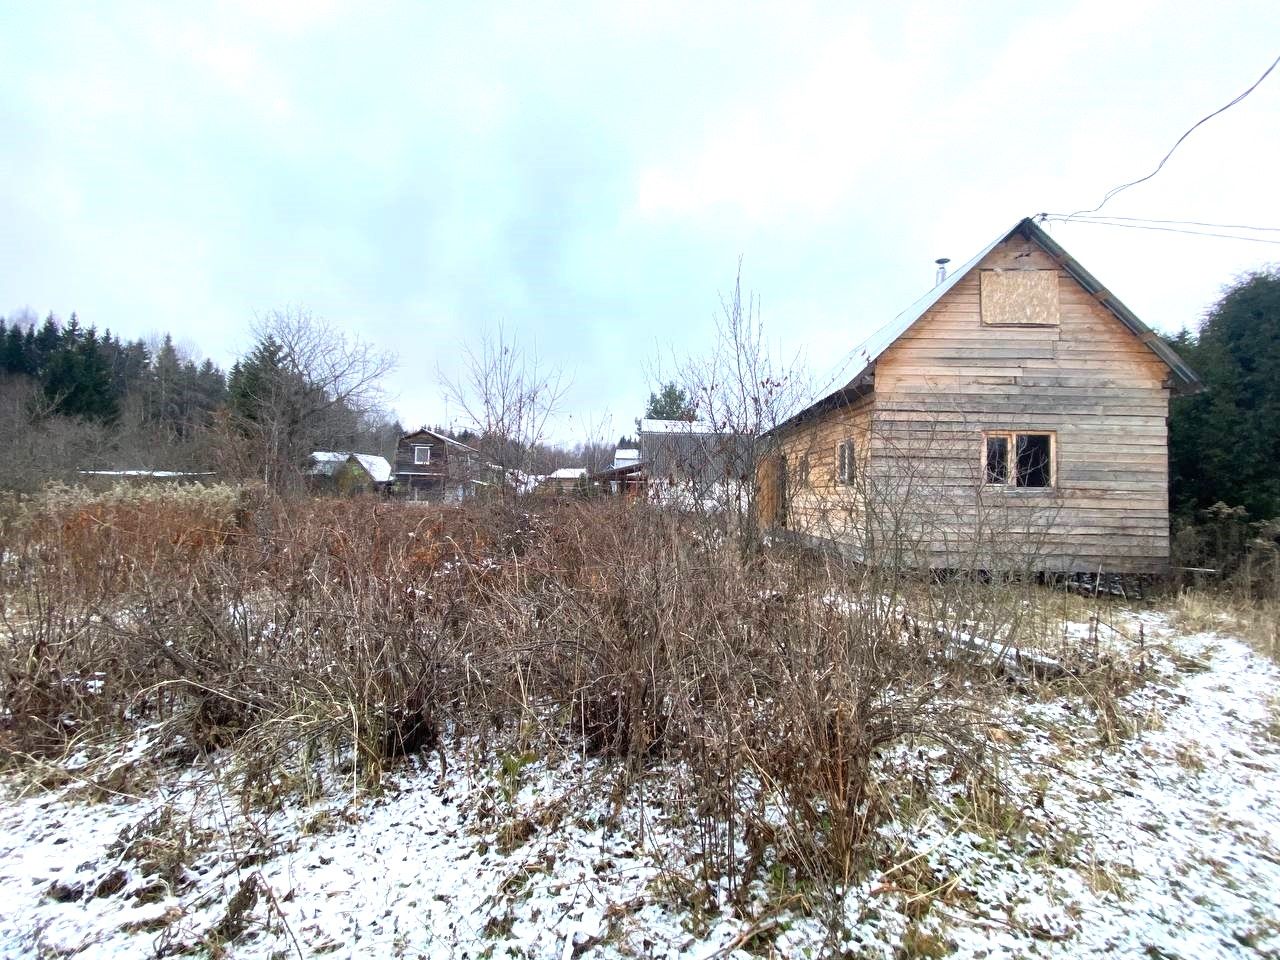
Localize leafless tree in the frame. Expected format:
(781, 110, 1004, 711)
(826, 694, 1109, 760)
(0, 377, 113, 490)
(664, 261, 811, 542)
(440, 324, 569, 493)
(219, 307, 397, 492)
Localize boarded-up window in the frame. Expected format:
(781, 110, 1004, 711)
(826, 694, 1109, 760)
(984, 431, 1054, 488)
(837, 439, 856, 485)
(980, 270, 1060, 326)
(777, 455, 788, 526)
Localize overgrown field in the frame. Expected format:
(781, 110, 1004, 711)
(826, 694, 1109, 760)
(0, 485, 1276, 958)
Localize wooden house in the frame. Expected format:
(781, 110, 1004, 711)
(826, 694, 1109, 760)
(590, 447, 647, 497)
(759, 217, 1200, 574)
(540, 467, 589, 495)
(391, 428, 487, 501)
(306, 452, 392, 495)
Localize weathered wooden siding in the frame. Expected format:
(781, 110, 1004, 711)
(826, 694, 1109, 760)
(767, 395, 875, 555)
(394, 432, 450, 477)
(868, 235, 1171, 573)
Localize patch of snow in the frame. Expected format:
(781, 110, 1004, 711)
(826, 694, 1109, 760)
(1, 612, 1277, 958)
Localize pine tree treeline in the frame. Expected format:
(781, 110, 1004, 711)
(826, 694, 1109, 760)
(0, 308, 400, 491)
(0, 313, 227, 431)
(1167, 267, 1280, 524)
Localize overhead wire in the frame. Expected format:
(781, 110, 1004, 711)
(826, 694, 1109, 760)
(1039, 214, 1280, 245)
(1067, 53, 1280, 218)
(1052, 214, 1280, 233)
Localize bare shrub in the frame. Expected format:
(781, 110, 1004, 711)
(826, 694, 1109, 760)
(0, 480, 1124, 917)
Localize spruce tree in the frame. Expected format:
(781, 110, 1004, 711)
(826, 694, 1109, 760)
(1169, 268, 1280, 520)
(645, 382, 696, 421)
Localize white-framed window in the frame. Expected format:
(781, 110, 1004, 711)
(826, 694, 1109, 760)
(413, 445, 432, 465)
(983, 431, 1054, 488)
(837, 439, 856, 485)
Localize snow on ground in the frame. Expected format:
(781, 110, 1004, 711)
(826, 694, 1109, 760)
(882, 613, 1280, 959)
(1, 612, 1278, 958)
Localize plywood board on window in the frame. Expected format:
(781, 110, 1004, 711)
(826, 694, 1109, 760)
(980, 270, 1060, 326)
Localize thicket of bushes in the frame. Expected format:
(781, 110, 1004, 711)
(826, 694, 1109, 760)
(0, 482, 1123, 895)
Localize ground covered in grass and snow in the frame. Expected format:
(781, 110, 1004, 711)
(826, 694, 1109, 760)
(1, 612, 1278, 959)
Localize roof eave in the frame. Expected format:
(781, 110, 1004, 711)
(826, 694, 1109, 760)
(763, 376, 874, 440)
(1018, 219, 1204, 395)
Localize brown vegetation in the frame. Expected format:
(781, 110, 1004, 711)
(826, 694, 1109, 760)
(0, 483, 1140, 900)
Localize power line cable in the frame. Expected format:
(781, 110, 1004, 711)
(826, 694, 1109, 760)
(1068, 53, 1280, 218)
(1041, 215, 1280, 245)
(1054, 213, 1280, 233)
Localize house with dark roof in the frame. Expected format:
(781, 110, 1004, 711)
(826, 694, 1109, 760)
(391, 428, 489, 502)
(759, 217, 1200, 574)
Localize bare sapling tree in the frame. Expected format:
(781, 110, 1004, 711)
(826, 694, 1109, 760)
(221, 307, 396, 492)
(668, 260, 810, 545)
(572, 409, 617, 478)
(440, 324, 569, 499)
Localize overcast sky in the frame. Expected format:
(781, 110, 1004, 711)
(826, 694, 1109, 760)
(3, 1, 1278, 444)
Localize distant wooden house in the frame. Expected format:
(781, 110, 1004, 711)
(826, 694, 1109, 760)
(540, 467, 588, 495)
(589, 447, 646, 497)
(759, 217, 1200, 574)
(390, 428, 488, 502)
(590, 462, 646, 497)
(306, 452, 392, 495)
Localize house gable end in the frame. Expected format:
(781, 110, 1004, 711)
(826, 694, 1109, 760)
(829, 217, 1198, 407)
(875, 233, 1171, 393)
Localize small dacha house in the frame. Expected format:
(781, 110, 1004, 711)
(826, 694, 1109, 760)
(306, 452, 392, 495)
(391, 428, 488, 502)
(759, 217, 1200, 574)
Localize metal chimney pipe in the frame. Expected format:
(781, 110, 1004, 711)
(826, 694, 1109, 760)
(935, 257, 951, 285)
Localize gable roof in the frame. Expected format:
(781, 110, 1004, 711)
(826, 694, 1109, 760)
(402, 427, 480, 454)
(639, 418, 723, 435)
(774, 216, 1201, 434)
(308, 452, 392, 483)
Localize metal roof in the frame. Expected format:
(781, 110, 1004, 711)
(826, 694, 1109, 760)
(638, 418, 723, 435)
(772, 216, 1202, 435)
(308, 452, 392, 483)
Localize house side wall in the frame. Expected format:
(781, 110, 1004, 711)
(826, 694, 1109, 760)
(394, 433, 450, 477)
(767, 395, 875, 554)
(641, 431, 753, 489)
(869, 236, 1171, 573)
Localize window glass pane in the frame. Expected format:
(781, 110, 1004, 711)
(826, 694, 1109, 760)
(1016, 434, 1052, 487)
(985, 436, 1009, 484)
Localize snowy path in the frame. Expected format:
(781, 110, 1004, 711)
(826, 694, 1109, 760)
(0, 614, 1277, 958)
(897, 617, 1280, 959)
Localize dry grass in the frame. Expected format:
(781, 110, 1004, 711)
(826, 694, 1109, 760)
(0, 482, 1144, 909)
(1170, 589, 1280, 663)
